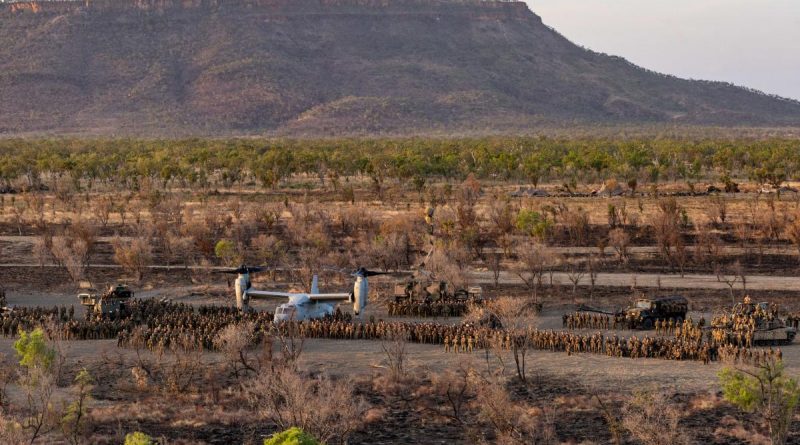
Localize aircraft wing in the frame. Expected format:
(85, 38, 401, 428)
(309, 293, 352, 302)
(246, 290, 296, 299)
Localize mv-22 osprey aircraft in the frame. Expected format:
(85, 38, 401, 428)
(219, 265, 387, 322)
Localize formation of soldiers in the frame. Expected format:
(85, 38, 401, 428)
(117, 300, 274, 350)
(0, 300, 274, 349)
(387, 300, 470, 318)
(563, 312, 611, 330)
(655, 317, 705, 342)
(563, 311, 706, 339)
(787, 313, 800, 330)
(527, 331, 716, 363)
(718, 343, 782, 366)
(1, 305, 75, 338)
(276, 318, 725, 364)
(0, 296, 789, 366)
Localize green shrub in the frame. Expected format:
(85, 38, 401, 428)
(14, 328, 55, 370)
(515, 209, 552, 239)
(124, 431, 154, 445)
(214, 239, 239, 266)
(264, 427, 320, 445)
(719, 360, 800, 445)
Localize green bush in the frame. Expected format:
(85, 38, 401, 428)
(214, 239, 239, 267)
(515, 209, 552, 239)
(719, 360, 800, 445)
(264, 427, 320, 445)
(124, 431, 154, 445)
(14, 328, 55, 370)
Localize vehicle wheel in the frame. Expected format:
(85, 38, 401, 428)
(642, 319, 653, 330)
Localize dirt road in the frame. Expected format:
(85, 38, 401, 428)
(470, 270, 800, 291)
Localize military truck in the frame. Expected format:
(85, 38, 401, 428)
(78, 284, 134, 317)
(393, 279, 482, 304)
(622, 296, 688, 330)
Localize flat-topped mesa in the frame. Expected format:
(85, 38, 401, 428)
(3, 0, 534, 19)
(2, 0, 797, 135)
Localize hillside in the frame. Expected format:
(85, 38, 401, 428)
(1, 0, 799, 136)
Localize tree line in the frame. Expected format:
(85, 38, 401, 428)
(1, 137, 798, 191)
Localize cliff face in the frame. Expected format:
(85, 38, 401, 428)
(3, 0, 532, 16)
(1, 0, 798, 136)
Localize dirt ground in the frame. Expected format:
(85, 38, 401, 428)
(2, 287, 792, 394)
(5, 184, 800, 443)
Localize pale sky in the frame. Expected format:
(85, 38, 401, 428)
(527, 0, 800, 100)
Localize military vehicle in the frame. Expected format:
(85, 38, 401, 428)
(711, 298, 797, 345)
(393, 279, 482, 304)
(78, 284, 134, 317)
(579, 295, 688, 330)
(623, 296, 688, 329)
(0, 287, 14, 314)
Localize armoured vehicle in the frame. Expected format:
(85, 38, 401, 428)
(78, 284, 134, 317)
(393, 279, 482, 304)
(623, 296, 689, 329)
(581, 295, 689, 330)
(712, 298, 797, 345)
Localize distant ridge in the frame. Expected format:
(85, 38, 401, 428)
(1, 0, 799, 136)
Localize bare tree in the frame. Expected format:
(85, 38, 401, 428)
(707, 194, 728, 226)
(485, 297, 538, 382)
(694, 223, 722, 268)
(734, 221, 753, 260)
(785, 213, 800, 265)
(489, 199, 518, 256)
(93, 196, 114, 228)
(586, 254, 599, 300)
(473, 373, 554, 444)
(9, 196, 28, 236)
(426, 245, 469, 291)
(622, 390, 692, 445)
(272, 322, 305, 370)
(427, 364, 474, 424)
(112, 235, 153, 282)
(608, 228, 630, 265)
(251, 234, 286, 274)
(651, 198, 685, 272)
(24, 193, 47, 232)
(244, 368, 369, 444)
(562, 207, 590, 246)
(214, 322, 272, 378)
(49, 236, 88, 284)
(716, 261, 743, 305)
(380, 330, 409, 383)
(514, 242, 547, 301)
(163, 231, 194, 269)
(567, 262, 585, 297)
(486, 251, 503, 290)
(32, 236, 51, 269)
(68, 219, 97, 267)
(591, 391, 624, 445)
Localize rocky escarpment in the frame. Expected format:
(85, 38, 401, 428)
(0, 0, 798, 136)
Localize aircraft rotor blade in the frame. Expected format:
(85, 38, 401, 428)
(214, 265, 268, 275)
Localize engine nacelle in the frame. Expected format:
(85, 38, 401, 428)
(353, 275, 368, 315)
(235, 273, 250, 311)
